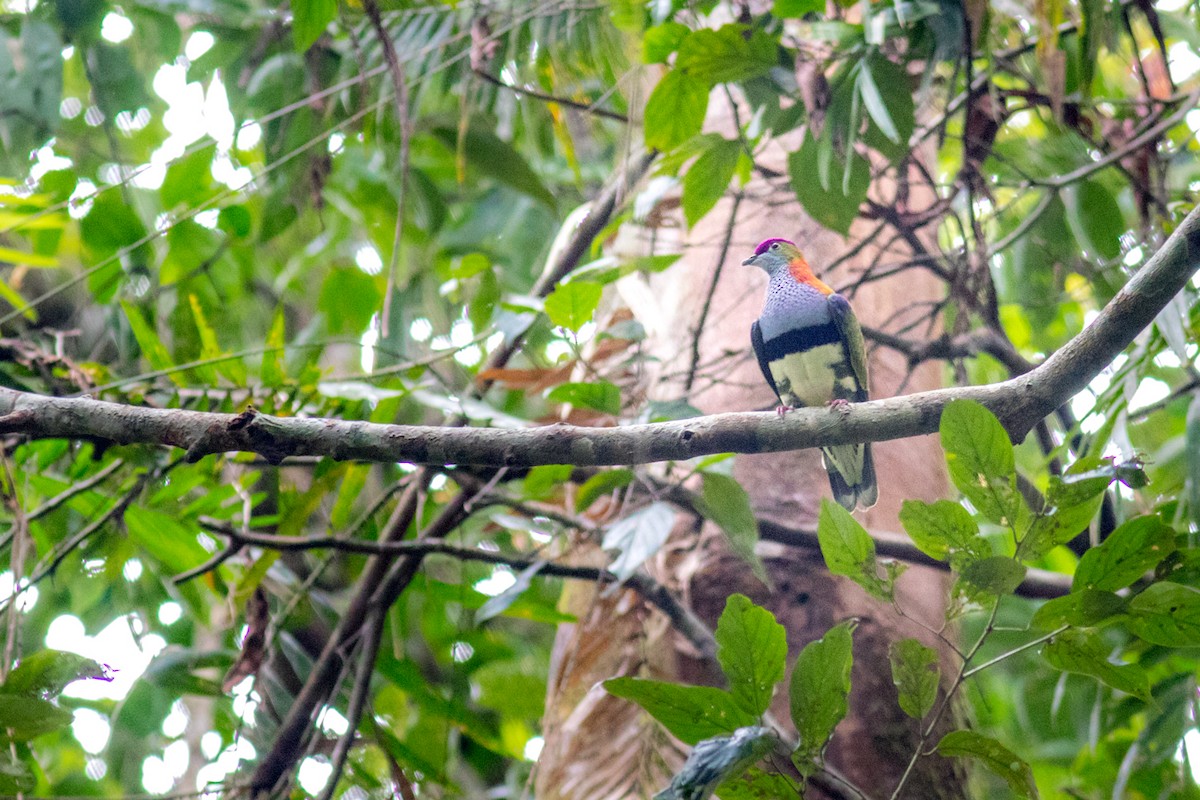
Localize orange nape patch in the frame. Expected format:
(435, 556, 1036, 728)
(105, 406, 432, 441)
(788, 255, 834, 294)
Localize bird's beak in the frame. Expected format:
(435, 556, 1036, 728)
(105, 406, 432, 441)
(741, 255, 756, 266)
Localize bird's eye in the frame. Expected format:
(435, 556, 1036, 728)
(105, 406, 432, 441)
(770, 243, 779, 250)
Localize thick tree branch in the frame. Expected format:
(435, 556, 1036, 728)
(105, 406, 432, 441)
(1, 205, 1197, 467)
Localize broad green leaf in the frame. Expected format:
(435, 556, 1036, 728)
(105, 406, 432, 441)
(682, 138, 741, 227)
(1042, 629, 1152, 703)
(937, 730, 1038, 798)
(124, 505, 211, 617)
(544, 281, 602, 332)
(960, 556, 1027, 596)
(0, 246, 56, 267)
(696, 474, 768, 583)
(477, 561, 546, 624)
(602, 502, 677, 582)
(715, 595, 787, 716)
(292, 0, 336, 51)
(187, 294, 223, 383)
(546, 380, 622, 415)
(121, 301, 182, 383)
(1030, 589, 1127, 630)
(1063, 180, 1123, 262)
(1073, 516, 1175, 591)
(522, 464, 574, 499)
(790, 620, 856, 770)
(940, 400, 1025, 529)
(261, 308, 286, 386)
(714, 766, 796, 800)
(218, 204, 252, 238)
(898, 499, 986, 565)
(644, 70, 710, 151)
(0, 277, 34, 321)
(603, 678, 757, 745)
(1021, 470, 1112, 559)
(676, 26, 776, 85)
(817, 499, 892, 600)
(856, 55, 914, 162)
(575, 469, 634, 512)
(319, 267, 381, 335)
(788, 133, 870, 235)
(161, 145, 215, 210)
(643, 21, 689, 63)
(888, 639, 939, 719)
(433, 128, 557, 210)
(0, 695, 72, 740)
(2, 650, 109, 698)
(857, 60, 899, 143)
(774, 0, 824, 15)
(0, 752, 34, 794)
(1126, 583, 1200, 646)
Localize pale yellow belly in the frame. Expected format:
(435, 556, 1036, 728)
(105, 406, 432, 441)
(768, 343, 850, 407)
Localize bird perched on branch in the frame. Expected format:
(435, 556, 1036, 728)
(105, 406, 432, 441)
(745, 238, 877, 511)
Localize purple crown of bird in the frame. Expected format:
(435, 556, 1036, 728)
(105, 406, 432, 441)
(744, 238, 877, 511)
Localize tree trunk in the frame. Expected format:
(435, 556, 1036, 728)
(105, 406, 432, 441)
(535, 90, 966, 798)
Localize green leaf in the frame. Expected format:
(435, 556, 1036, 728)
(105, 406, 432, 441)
(161, 145, 215, 210)
(544, 281, 603, 332)
(2, 651, 109, 698)
(856, 55, 914, 162)
(715, 595, 787, 716)
(676, 26, 776, 85)
(121, 301, 181, 383)
(523, 464, 574, 499)
(817, 499, 893, 600)
(546, 380, 622, 415)
(774, 0, 824, 16)
(575, 469, 634, 512)
(960, 556, 1027, 596)
(89, 44, 149, 116)
(261, 308, 287, 386)
(603, 678, 757, 745)
(888, 639, 939, 719)
(602, 502, 678, 582)
(790, 620, 856, 771)
(0, 751, 35, 794)
(124, 505, 212, 616)
(1030, 589, 1127, 630)
(936, 730, 1038, 798)
(644, 70, 710, 151)
(1126, 583, 1200, 647)
(433, 128, 557, 210)
(1021, 470, 1112, 559)
(292, 0, 336, 51)
(1063, 180, 1124, 262)
(856, 60, 899, 143)
(319, 267, 381, 335)
(940, 400, 1025, 529)
(477, 561, 546, 624)
(682, 138, 741, 227)
(788, 133, 870, 235)
(0, 695, 72, 740)
(643, 21, 689, 63)
(1042, 629, 1152, 703)
(898, 499, 986, 565)
(696, 474, 768, 583)
(1072, 516, 1175, 592)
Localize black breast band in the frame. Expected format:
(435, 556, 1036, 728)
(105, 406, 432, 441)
(761, 321, 841, 361)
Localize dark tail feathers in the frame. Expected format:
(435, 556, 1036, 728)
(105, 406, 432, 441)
(823, 443, 877, 512)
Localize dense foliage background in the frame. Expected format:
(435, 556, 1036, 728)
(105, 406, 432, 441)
(1, 0, 1200, 797)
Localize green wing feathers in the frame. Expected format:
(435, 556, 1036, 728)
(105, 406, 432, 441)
(826, 293, 876, 510)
